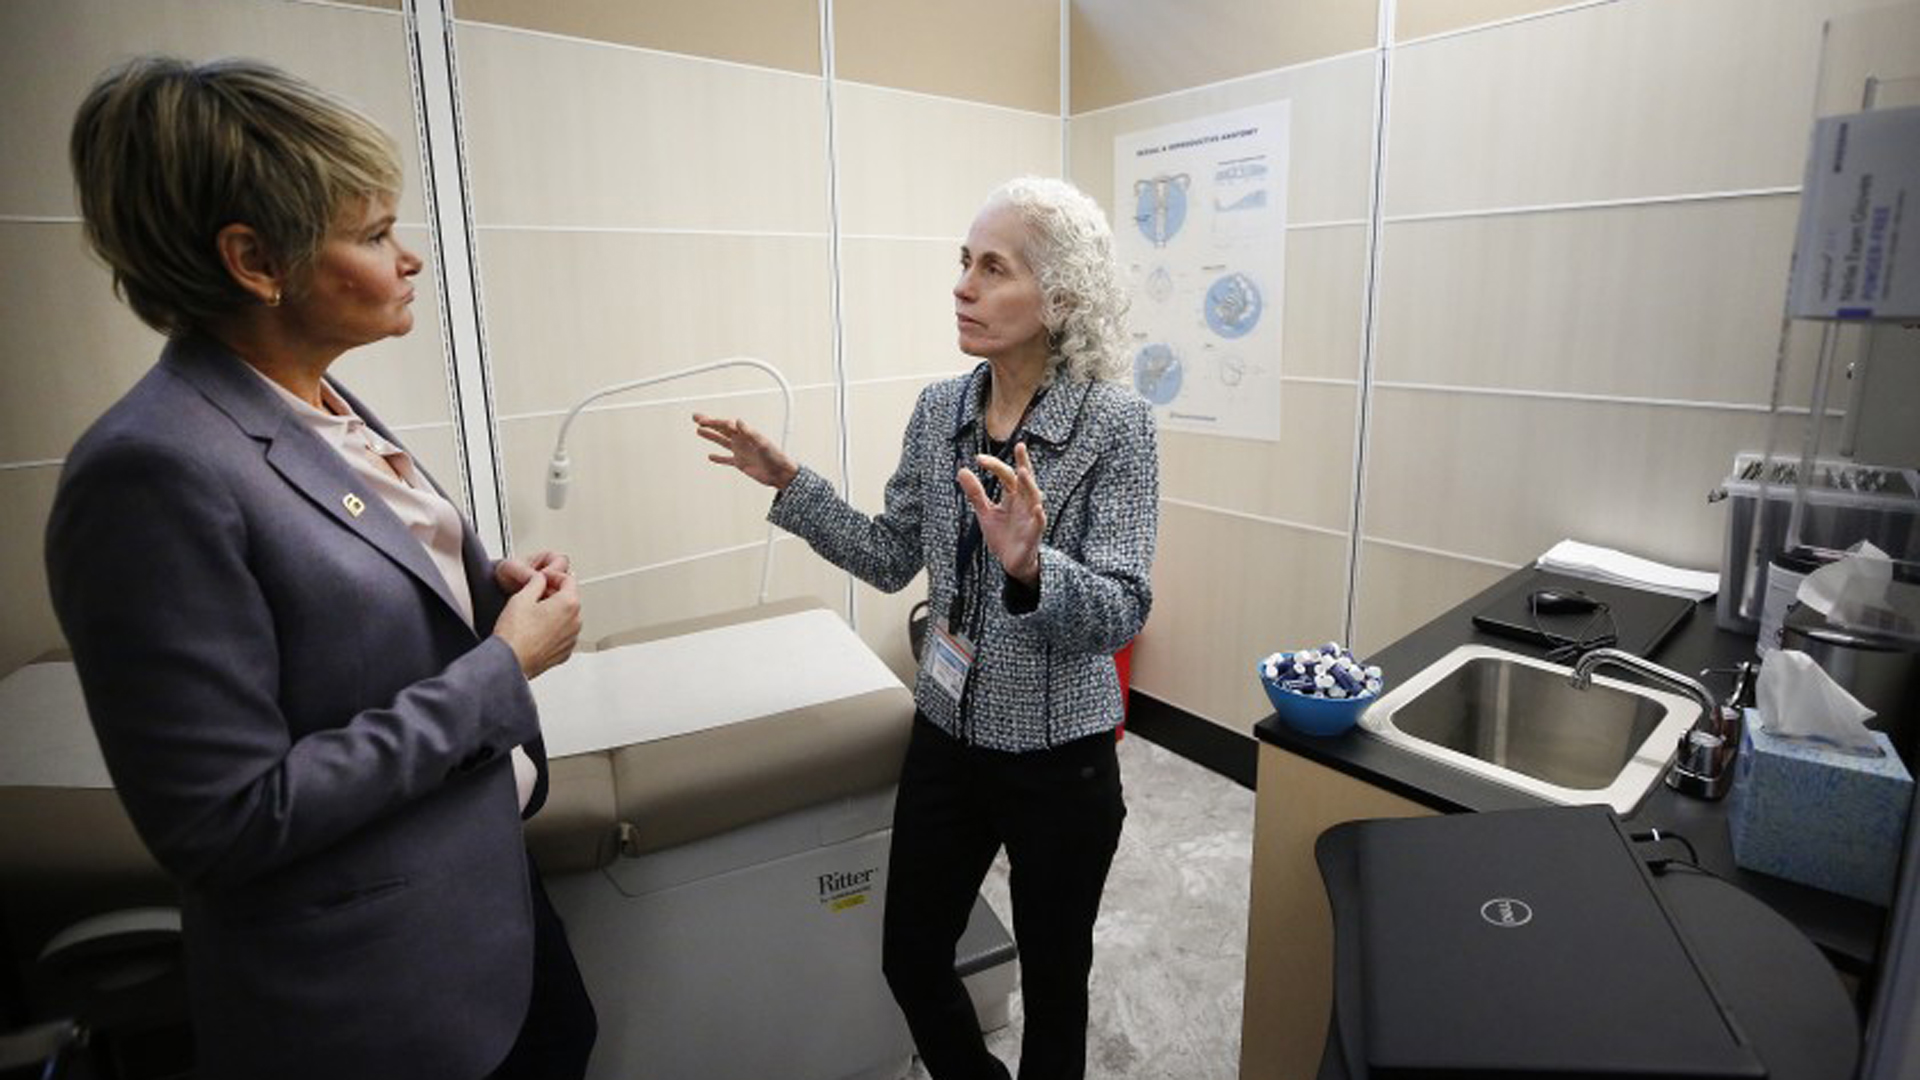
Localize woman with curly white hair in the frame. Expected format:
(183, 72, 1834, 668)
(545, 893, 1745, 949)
(696, 175, 1158, 1079)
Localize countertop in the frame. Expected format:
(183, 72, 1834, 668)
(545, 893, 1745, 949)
(1253, 567, 1889, 974)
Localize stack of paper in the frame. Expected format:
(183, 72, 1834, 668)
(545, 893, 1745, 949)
(1536, 540, 1719, 601)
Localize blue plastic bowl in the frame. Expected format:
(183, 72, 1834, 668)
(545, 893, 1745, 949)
(1259, 664, 1377, 737)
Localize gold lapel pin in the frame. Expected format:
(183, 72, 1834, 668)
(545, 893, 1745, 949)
(343, 493, 366, 518)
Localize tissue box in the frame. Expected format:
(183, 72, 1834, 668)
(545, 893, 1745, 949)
(1728, 709, 1913, 905)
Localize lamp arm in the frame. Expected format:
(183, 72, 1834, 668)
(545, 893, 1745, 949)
(550, 357, 794, 461)
(545, 357, 794, 604)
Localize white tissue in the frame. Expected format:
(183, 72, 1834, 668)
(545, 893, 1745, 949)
(1535, 540, 1719, 600)
(1797, 541, 1895, 628)
(1756, 648, 1882, 756)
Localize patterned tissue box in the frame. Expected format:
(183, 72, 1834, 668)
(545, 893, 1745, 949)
(1728, 709, 1914, 905)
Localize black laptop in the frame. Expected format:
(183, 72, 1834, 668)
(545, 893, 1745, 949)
(1350, 806, 1765, 1079)
(1470, 569, 1698, 657)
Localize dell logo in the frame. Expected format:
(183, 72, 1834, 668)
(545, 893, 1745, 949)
(1480, 897, 1533, 928)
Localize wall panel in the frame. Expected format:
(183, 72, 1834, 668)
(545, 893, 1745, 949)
(0, 0, 425, 219)
(1372, 198, 1805, 404)
(478, 229, 838, 417)
(1383, 0, 1886, 216)
(1136, 502, 1351, 729)
(1069, 0, 1374, 114)
(0, 0, 450, 672)
(1361, 388, 1774, 573)
(835, 0, 1059, 114)
(834, 83, 1061, 239)
(0, 468, 64, 673)
(496, 388, 841, 584)
(1394, 0, 1581, 43)
(580, 538, 853, 646)
(1159, 383, 1358, 533)
(453, 0, 820, 75)
(1349, 541, 1514, 663)
(456, 24, 830, 233)
(1068, 55, 1377, 229)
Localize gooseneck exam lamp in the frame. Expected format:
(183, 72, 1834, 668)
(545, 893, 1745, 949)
(545, 357, 794, 603)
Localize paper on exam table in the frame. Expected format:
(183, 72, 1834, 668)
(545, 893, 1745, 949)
(1536, 540, 1719, 601)
(0, 662, 112, 789)
(532, 607, 905, 759)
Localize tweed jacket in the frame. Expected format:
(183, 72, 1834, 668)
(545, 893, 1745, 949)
(770, 364, 1158, 751)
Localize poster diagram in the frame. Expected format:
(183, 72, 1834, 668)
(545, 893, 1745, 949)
(1115, 102, 1289, 441)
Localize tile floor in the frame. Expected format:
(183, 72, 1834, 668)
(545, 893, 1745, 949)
(906, 733, 1255, 1079)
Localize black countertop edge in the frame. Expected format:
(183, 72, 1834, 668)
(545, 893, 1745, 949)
(1253, 566, 1890, 974)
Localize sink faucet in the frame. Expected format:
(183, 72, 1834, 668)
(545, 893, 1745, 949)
(1569, 648, 1743, 800)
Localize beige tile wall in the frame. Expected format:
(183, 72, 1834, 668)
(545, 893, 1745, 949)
(829, 53, 1061, 663)
(0, 0, 450, 673)
(453, 0, 821, 75)
(455, 5, 1062, 668)
(0, 0, 427, 219)
(1069, 56, 1379, 229)
(834, 0, 1060, 114)
(834, 82, 1062, 239)
(496, 390, 844, 584)
(453, 24, 830, 233)
(1139, 502, 1351, 727)
(453, 14, 839, 643)
(1349, 541, 1514, 663)
(1393, 0, 1585, 43)
(1381, 0, 1864, 216)
(579, 538, 855, 645)
(1067, 54, 1376, 727)
(1354, 0, 1888, 660)
(0, 468, 66, 673)
(1371, 199, 1810, 404)
(1061, 0, 1898, 744)
(1069, 0, 1376, 114)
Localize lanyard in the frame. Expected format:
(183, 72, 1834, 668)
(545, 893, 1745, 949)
(949, 372, 1043, 634)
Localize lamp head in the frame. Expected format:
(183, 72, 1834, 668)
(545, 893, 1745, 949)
(546, 450, 571, 509)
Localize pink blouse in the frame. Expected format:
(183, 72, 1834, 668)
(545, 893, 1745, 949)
(254, 368, 537, 811)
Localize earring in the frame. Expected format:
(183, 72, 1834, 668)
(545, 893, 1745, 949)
(266, 288, 282, 308)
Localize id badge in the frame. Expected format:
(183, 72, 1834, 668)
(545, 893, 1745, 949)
(923, 618, 975, 702)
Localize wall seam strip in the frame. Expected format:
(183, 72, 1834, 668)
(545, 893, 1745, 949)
(1373, 381, 1787, 413)
(1361, 534, 1526, 571)
(578, 535, 807, 588)
(820, 0, 859, 626)
(1060, 0, 1071, 165)
(1160, 497, 1348, 539)
(1395, 0, 1621, 49)
(407, 0, 509, 553)
(1384, 186, 1800, 224)
(1341, 0, 1396, 647)
(452, 19, 826, 82)
(1071, 47, 1378, 119)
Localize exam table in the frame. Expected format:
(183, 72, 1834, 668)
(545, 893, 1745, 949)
(0, 598, 1016, 1080)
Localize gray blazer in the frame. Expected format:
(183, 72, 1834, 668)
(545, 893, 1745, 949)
(46, 334, 546, 1080)
(771, 364, 1158, 751)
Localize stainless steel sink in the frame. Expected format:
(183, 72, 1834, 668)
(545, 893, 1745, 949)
(1359, 645, 1702, 813)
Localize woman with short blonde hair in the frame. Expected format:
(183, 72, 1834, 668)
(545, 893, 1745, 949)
(50, 57, 594, 1080)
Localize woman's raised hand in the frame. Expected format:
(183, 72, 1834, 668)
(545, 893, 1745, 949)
(957, 441, 1045, 588)
(694, 413, 799, 490)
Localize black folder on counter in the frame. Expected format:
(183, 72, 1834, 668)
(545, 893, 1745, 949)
(1470, 569, 1697, 657)
(1340, 807, 1764, 1079)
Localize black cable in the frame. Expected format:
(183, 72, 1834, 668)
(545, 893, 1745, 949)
(1630, 828, 1714, 877)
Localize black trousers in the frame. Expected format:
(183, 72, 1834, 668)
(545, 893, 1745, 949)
(882, 716, 1126, 1080)
(486, 854, 597, 1080)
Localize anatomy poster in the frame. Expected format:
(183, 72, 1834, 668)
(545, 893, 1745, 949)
(1115, 102, 1289, 440)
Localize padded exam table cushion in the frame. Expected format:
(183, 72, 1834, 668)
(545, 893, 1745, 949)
(524, 598, 913, 869)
